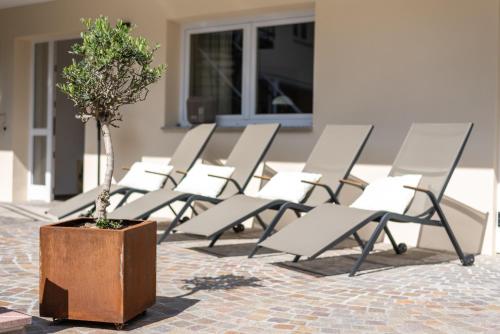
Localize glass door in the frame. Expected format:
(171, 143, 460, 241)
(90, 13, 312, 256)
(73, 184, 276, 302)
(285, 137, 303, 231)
(28, 42, 54, 201)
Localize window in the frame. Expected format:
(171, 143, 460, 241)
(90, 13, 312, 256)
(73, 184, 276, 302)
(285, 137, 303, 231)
(256, 22, 314, 116)
(189, 30, 243, 116)
(182, 14, 314, 127)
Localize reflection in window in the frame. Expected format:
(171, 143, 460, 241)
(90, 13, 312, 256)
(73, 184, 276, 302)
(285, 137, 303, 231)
(256, 22, 314, 115)
(34, 42, 49, 128)
(189, 30, 243, 115)
(32, 136, 47, 185)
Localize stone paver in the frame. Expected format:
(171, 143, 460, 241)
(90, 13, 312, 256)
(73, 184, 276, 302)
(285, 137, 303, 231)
(1, 204, 500, 333)
(0, 307, 31, 333)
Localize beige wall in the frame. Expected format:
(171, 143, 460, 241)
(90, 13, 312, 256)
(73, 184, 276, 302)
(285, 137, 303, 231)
(0, 0, 498, 254)
(313, 0, 499, 255)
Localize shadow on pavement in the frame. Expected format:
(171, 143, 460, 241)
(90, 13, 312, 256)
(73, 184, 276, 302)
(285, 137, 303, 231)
(273, 248, 458, 277)
(189, 242, 279, 258)
(27, 296, 199, 333)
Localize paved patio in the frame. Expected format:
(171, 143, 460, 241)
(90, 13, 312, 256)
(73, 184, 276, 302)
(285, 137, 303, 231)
(1, 204, 500, 333)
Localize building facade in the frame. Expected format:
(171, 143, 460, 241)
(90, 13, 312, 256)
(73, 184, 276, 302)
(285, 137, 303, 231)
(0, 0, 498, 255)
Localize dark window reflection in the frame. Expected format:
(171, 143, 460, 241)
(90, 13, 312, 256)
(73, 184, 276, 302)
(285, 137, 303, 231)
(256, 22, 314, 115)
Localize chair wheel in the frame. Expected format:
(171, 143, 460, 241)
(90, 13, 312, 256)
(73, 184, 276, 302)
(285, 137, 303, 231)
(179, 217, 190, 224)
(397, 243, 407, 254)
(462, 254, 475, 266)
(114, 323, 125, 330)
(232, 224, 245, 233)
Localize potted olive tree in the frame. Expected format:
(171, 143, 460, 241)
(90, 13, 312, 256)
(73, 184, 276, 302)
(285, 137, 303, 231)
(39, 17, 165, 329)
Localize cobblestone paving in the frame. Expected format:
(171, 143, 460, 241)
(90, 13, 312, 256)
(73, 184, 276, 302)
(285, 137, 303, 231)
(1, 205, 500, 333)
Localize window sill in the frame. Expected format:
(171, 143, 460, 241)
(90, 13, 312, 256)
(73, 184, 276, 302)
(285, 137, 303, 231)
(161, 123, 313, 132)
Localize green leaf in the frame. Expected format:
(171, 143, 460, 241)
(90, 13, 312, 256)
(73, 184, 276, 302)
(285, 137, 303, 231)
(58, 16, 166, 124)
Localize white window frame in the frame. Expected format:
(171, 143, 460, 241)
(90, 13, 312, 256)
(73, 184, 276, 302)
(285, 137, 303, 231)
(180, 11, 314, 128)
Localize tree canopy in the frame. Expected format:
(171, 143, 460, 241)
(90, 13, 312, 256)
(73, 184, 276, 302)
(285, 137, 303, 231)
(58, 16, 166, 127)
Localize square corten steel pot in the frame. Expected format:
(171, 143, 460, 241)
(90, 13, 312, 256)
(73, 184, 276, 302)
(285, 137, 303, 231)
(39, 218, 156, 327)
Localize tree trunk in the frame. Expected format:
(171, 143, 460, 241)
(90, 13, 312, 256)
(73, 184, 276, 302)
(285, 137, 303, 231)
(95, 122, 114, 220)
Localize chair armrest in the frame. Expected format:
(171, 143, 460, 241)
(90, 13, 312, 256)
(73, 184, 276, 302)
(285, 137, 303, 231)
(253, 175, 271, 181)
(339, 178, 367, 190)
(145, 170, 169, 177)
(404, 185, 437, 201)
(403, 185, 429, 193)
(176, 170, 188, 175)
(404, 185, 441, 217)
(207, 174, 244, 193)
(145, 170, 178, 186)
(301, 180, 339, 204)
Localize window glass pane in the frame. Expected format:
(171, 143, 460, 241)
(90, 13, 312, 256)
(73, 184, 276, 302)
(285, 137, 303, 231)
(256, 22, 314, 115)
(189, 29, 243, 116)
(34, 42, 49, 128)
(32, 136, 47, 185)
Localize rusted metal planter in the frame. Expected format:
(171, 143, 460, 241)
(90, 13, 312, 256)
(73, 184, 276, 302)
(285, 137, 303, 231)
(39, 218, 156, 328)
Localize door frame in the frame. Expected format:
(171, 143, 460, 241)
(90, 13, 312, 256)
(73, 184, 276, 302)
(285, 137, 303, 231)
(27, 35, 79, 202)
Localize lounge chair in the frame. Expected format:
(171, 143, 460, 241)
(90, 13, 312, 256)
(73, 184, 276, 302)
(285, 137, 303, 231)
(174, 125, 374, 251)
(108, 124, 281, 244)
(259, 123, 475, 276)
(47, 123, 216, 219)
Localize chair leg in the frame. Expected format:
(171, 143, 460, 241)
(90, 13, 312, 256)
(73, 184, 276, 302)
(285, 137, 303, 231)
(209, 233, 222, 247)
(157, 199, 192, 244)
(190, 204, 198, 216)
(349, 217, 389, 277)
(115, 190, 133, 209)
(168, 204, 178, 217)
(248, 247, 260, 258)
(255, 215, 268, 230)
(79, 206, 95, 218)
(434, 202, 474, 266)
(248, 204, 291, 258)
(383, 226, 407, 255)
(292, 255, 301, 262)
(353, 232, 365, 250)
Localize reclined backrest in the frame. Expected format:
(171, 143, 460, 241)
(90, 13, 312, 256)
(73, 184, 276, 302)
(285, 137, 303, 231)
(220, 123, 281, 197)
(169, 123, 216, 184)
(389, 123, 473, 216)
(302, 124, 373, 206)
